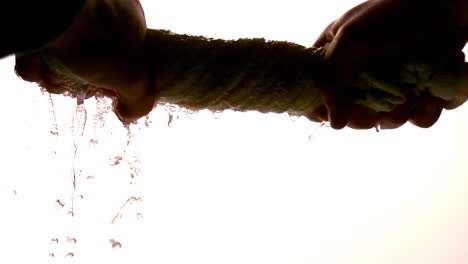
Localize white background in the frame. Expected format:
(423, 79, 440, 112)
(0, 0, 468, 263)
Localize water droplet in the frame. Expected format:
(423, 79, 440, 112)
(97, 117, 106, 128)
(67, 237, 77, 244)
(94, 96, 112, 128)
(144, 115, 153, 127)
(51, 238, 59, 244)
(375, 124, 381, 132)
(109, 239, 122, 250)
(185, 109, 199, 120)
(110, 196, 143, 223)
(109, 156, 123, 166)
(136, 213, 144, 220)
(320, 121, 330, 127)
(65, 252, 74, 258)
(169, 105, 178, 113)
(167, 114, 179, 128)
(50, 128, 59, 136)
(212, 110, 223, 119)
(55, 200, 65, 209)
(12, 189, 17, 195)
(49, 253, 55, 258)
(288, 113, 301, 122)
(308, 122, 326, 141)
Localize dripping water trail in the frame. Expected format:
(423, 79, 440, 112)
(47, 93, 59, 137)
(70, 94, 88, 217)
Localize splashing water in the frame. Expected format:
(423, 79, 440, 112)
(110, 196, 143, 224)
(308, 121, 329, 141)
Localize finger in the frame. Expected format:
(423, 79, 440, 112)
(313, 21, 337, 48)
(15, 54, 42, 82)
(379, 99, 418, 129)
(409, 95, 445, 128)
(347, 104, 381, 129)
(114, 93, 156, 124)
(321, 86, 354, 129)
(304, 105, 328, 122)
(444, 97, 467, 110)
(313, 0, 371, 48)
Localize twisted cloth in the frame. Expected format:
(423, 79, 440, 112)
(146, 29, 468, 114)
(15, 29, 468, 117)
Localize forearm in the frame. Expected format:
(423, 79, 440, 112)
(0, 0, 85, 58)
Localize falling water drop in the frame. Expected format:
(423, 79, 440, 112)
(144, 115, 153, 128)
(136, 213, 144, 220)
(67, 237, 77, 244)
(288, 113, 301, 122)
(185, 109, 199, 120)
(212, 110, 223, 119)
(109, 239, 122, 250)
(308, 121, 327, 141)
(94, 96, 112, 128)
(320, 121, 330, 127)
(167, 113, 179, 128)
(109, 156, 123, 166)
(375, 124, 381, 132)
(110, 196, 143, 223)
(55, 200, 65, 209)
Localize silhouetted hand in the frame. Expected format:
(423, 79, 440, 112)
(15, 0, 156, 123)
(311, 0, 467, 129)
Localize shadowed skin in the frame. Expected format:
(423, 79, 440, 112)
(14, 0, 468, 128)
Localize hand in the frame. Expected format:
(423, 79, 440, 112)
(15, 0, 156, 123)
(312, 0, 467, 129)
